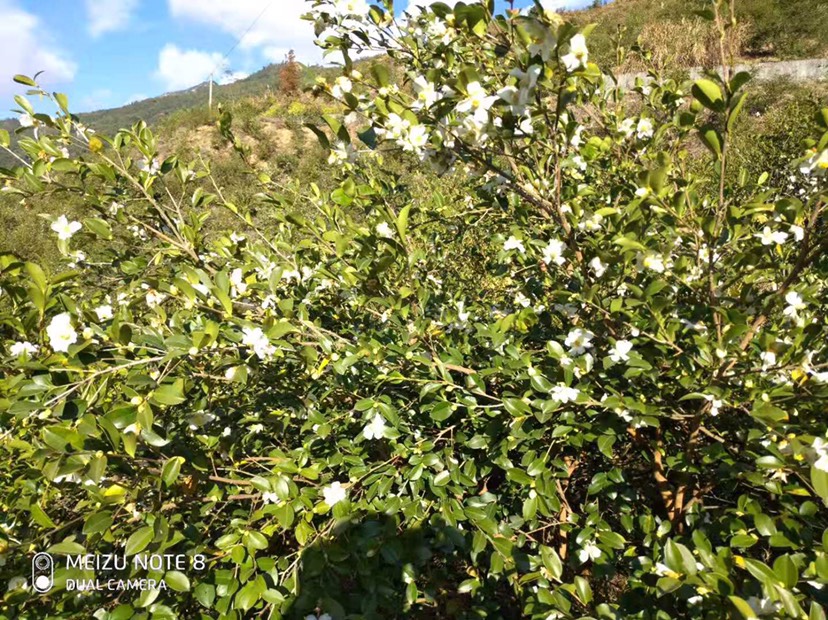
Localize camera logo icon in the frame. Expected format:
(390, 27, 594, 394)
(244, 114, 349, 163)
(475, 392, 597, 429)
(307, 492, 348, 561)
(32, 552, 54, 593)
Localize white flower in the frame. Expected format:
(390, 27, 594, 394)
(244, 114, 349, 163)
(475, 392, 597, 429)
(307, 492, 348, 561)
(703, 394, 723, 416)
(755, 226, 788, 246)
(322, 481, 347, 506)
(18, 113, 34, 128)
(609, 340, 634, 363)
(10, 341, 38, 357)
(376, 221, 394, 238)
(6, 576, 26, 592)
(790, 225, 804, 242)
(456, 301, 470, 323)
(503, 236, 525, 253)
(249, 423, 264, 434)
(331, 75, 353, 99)
(801, 149, 828, 177)
(242, 327, 276, 360)
(783, 291, 805, 318)
(222, 427, 232, 437)
(401, 124, 429, 152)
(746, 596, 781, 617)
(332, 0, 368, 17)
(413, 76, 440, 109)
(512, 292, 530, 308)
(543, 238, 566, 265)
(363, 413, 387, 440)
(618, 118, 635, 138)
(456, 81, 498, 115)
(229, 268, 248, 297)
(145, 290, 166, 308)
(577, 541, 602, 564)
(51, 215, 82, 240)
(635, 187, 650, 198)
(636, 118, 654, 140)
(589, 256, 606, 278)
(138, 158, 161, 175)
(46, 313, 77, 353)
(94, 305, 113, 321)
(306, 614, 333, 620)
(810, 437, 828, 472)
(328, 140, 355, 166)
(261, 491, 279, 504)
(561, 33, 589, 72)
(551, 383, 580, 403)
(383, 113, 410, 139)
(760, 351, 776, 370)
(565, 328, 594, 355)
(641, 253, 666, 273)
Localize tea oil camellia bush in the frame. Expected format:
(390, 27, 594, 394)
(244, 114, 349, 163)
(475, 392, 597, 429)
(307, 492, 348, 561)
(2, 0, 828, 618)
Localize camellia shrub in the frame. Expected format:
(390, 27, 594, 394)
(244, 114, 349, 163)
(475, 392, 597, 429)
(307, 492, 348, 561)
(2, 0, 828, 618)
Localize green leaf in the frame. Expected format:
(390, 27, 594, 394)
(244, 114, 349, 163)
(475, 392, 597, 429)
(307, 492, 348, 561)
(48, 541, 86, 555)
(25, 262, 48, 292)
(165, 570, 190, 592)
(370, 64, 390, 87)
(83, 511, 113, 535)
(151, 380, 186, 406)
(754, 513, 777, 536)
(729, 71, 752, 94)
(0, 128, 9, 148)
(730, 596, 759, 619)
(773, 555, 798, 588)
(665, 539, 697, 576)
(396, 203, 411, 245)
(597, 435, 615, 458)
(430, 401, 453, 422)
(13, 74, 37, 87)
(540, 546, 563, 580)
(194, 583, 216, 609)
(125, 525, 154, 556)
(698, 125, 722, 159)
(812, 466, 828, 503)
(161, 456, 185, 488)
(84, 218, 113, 240)
(235, 580, 262, 612)
(574, 575, 593, 605)
(692, 79, 725, 112)
(29, 504, 56, 528)
(727, 91, 748, 133)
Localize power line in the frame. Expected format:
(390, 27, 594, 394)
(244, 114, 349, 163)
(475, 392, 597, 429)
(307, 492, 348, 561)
(207, 1, 273, 83)
(206, 1, 273, 110)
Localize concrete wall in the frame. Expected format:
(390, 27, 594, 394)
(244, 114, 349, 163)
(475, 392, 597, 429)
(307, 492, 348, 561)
(609, 57, 828, 89)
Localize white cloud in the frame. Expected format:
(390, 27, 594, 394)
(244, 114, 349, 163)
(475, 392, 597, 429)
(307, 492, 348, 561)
(406, 0, 461, 10)
(537, 0, 594, 11)
(0, 0, 76, 99)
(125, 93, 148, 105)
(86, 0, 140, 37)
(168, 0, 320, 63)
(80, 88, 114, 111)
(156, 44, 227, 91)
(217, 71, 249, 85)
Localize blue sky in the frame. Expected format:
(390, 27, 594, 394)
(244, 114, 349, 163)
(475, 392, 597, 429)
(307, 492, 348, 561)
(1, 0, 596, 116)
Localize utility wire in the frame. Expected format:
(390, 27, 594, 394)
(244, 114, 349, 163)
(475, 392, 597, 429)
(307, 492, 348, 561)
(206, 1, 273, 83)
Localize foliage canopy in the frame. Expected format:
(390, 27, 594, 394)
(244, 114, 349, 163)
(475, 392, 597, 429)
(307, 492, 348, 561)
(1, 0, 828, 618)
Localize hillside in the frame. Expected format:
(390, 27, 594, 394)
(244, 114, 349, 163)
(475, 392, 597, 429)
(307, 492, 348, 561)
(0, 61, 332, 168)
(571, 0, 828, 70)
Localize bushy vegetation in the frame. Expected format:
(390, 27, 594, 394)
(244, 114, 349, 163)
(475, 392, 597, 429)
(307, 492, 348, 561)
(573, 0, 828, 69)
(1, 0, 828, 619)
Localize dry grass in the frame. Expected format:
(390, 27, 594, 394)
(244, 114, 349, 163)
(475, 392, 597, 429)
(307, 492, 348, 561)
(622, 18, 752, 72)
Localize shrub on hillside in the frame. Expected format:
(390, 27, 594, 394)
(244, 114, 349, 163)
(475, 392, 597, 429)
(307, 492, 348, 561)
(1, 0, 827, 618)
